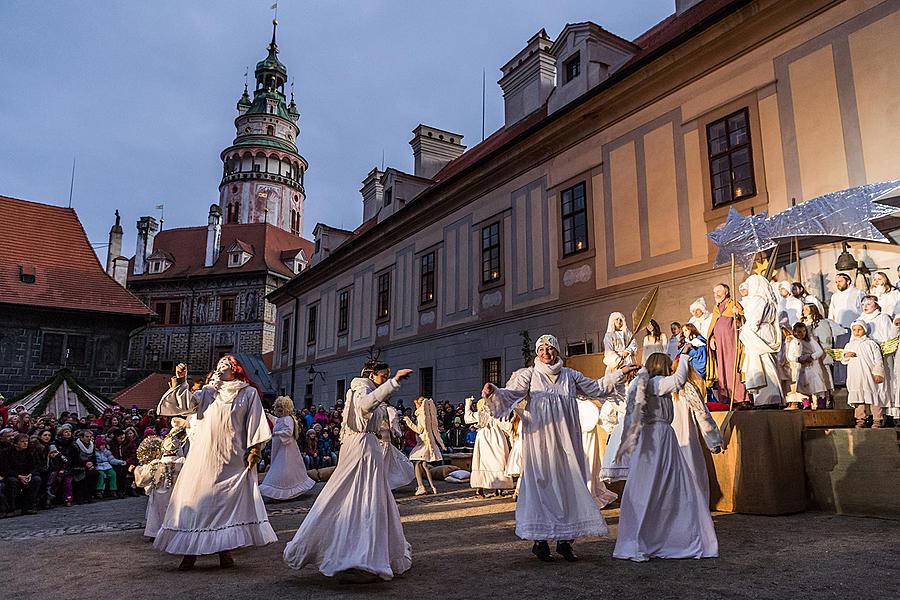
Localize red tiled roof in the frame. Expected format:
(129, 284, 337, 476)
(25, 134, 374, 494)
(128, 222, 313, 281)
(0, 195, 153, 317)
(112, 373, 171, 411)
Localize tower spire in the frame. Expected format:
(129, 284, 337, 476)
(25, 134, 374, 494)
(268, 18, 278, 57)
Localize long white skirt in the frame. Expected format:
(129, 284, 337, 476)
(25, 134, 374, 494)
(613, 422, 718, 562)
(144, 486, 173, 539)
(283, 431, 411, 580)
(505, 436, 523, 478)
(470, 424, 513, 489)
(259, 435, 315, 500)
(670, 400, 710, 504)
(601, 422, 630, 482)
(382, 441, 416, 490)
(582, 428, 618, 508)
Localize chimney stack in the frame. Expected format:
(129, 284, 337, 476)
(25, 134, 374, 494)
(105, 209, 123, 276)
(409, 125, 466, 180)
(360, 167, 384, 222)
(205, 204, 222, 267)
(111, 256, 129, 286)
(133, 216, 159, 276)
(498, 29, 556, 127)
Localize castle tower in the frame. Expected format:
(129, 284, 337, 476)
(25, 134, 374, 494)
(219, 19, 308, 236)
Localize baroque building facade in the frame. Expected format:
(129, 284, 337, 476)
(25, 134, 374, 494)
(268, 0, 900, 409)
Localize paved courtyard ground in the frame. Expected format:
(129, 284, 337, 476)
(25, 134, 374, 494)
(1, 482, 897, 600)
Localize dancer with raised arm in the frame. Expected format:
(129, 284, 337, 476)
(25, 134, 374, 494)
(482, 334, 636, 562)
(465, 396, 513, 497)
(283, 360, 413, 582)
(154, 358, 275, 570)
(259, 395, 314, 500)
(403, 397, 445, 495)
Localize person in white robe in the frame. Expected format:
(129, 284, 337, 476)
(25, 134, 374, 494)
(283, 360, 413, 582)
(482, 334, 635, 562)
(688, 298, 713, 338)
(403, 397, 445, 495)
(802, 303, 838, 405)
(669, 358, 723, 506)
(828, 273, 865, 386)
(132, 422, 189, 540)
(603, 312, 637, 374)
(259, 396, 314, 500)
(740, 274, 785, 408)
(777, 281, 804, 327)
(465, 397, 513, 496)
(793, 282, 825, 317)
(858, 295, 898, 412)
(869, 271, 900, 317)
(379, 403, 416, 490)
(841, 321, 887, 428)
(613, 354, 719, 562)
(641, 319, 668, 362)
(504, 408, 524, 499)
(600, 398, 630, 482)
(154, 358, 275, 570)
(577, 400, 618, 508)
(785, 323, 830, 410)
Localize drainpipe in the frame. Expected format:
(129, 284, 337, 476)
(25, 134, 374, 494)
(288, 291, 300, 400)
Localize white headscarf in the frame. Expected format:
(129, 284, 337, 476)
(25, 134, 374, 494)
(777, 281, 793, 295)
(850, 319, 870, 338)
(689, 297, 709, 316)
(606, 312, 628, 334)
(534, 334, 560, 354)
(534, 333, 563, 376)
(745, 274, 778, 305)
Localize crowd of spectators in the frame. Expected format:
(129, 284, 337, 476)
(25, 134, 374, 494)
(0, 404, 170, 518)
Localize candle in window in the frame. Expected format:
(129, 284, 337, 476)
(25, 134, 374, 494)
(576, 241, 584, 250)
(735, 187, 744, 197)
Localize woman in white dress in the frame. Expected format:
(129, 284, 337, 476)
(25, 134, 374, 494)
(577, 400, 618, 507)
(669, 360, 723, 505)
(785, 323, 830, 410)
(641, 319, 668, 362)
(740, 274, 785, 408)
(380, 404, 416, 490)
(604, 312, 637, 374)
(154, 358, 276, 571)
(614, 353, 719, 562)
(259, 396, 314, 500)
(283, 361, 413, 582)
(505, 409, 524, 499)
(869, 271, 900, 317)
(403, 397, 445, 495)
(483, 334, 634, 562)
(132, 422, 188, 540)
(465, 397, 513, 496)
(842, 321, 887, 428)
(600, 399, 629, 482)
(688, 298, 713, 338)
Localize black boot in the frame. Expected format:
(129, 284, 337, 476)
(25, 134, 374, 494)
(531, 541, 553, 562)
(556, 541, 579, 562)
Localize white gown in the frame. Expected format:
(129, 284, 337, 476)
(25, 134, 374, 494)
(614, 360, 718, 562)
(858, 311, 899, 411)
(785, 338, 830, 398)
(283, 377, 411, 580)
(154, 381, 276, 555)
(381, 406, 416, 489)
(670, 380, 723, 505)
(465, 404, 513, 489)
(600, 400, 630, 482)
(259, 416, 315, 500)
(134, 456, 183, 538)
(842, 335, 887, 406)
(578, 400, 618, 507)
(740, 285, 784, 407)
(486, 364, 622, 541)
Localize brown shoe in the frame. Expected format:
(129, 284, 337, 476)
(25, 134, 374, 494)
(178, 555, 197, 571)
(218, 551, 235, 569)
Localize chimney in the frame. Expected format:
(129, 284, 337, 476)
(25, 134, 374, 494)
(360, 167, 384, 222)
(676, 0, 702, 15)
(106, 209, 123, 276)
(133, 216, 159, 276)
(205, 204, 222, 267)
(112, 256, 129, 286)
(498, 29, 556, 127)
(409, 125, 466, 179)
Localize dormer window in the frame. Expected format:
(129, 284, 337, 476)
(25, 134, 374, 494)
(314, 238, 321, 254)
(146, 253, 172, 274)
(564, 52, 580, 83)
(148, 260, 165, 274)
(228, 251, 251, 267)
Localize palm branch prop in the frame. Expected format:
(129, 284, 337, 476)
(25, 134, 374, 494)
(616, 286, 659, 375)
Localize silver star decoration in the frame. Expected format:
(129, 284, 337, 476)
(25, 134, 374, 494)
(707, 207, 775, 272)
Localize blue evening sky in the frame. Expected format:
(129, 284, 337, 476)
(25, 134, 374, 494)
(0, 0, 673, 256)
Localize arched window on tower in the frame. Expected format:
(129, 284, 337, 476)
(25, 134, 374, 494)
(227, 201, 241, 224)
(290, 208, 300, 236)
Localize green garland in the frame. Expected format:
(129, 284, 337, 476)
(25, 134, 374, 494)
(8, 368, 113, 416)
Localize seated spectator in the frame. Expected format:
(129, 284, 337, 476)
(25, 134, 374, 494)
(110, 427, 139, 496)
(303, 430, 320, 469)
(313, 405, 329, 427)
(29, 429, 54, 509)
(465, 425, 478, 449)
(319, 430, 336, 467)
(330, 425, 342, 459)
(447, 418, 467, 452)
(1, 433, 42, 516)
(402, 419, 418, 456)
(72, 429, 99, 504)
(93, 435, 125, 499)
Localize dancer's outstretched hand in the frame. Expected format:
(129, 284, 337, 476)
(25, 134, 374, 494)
(393, 369, 413, 383)
(482, 383, 497, 398)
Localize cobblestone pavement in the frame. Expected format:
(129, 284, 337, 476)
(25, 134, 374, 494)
(1, 481, 897, 600)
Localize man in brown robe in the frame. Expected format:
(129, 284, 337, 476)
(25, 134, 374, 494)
(707, 283, 748, 403)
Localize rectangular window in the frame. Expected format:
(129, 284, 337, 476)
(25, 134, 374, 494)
(314, 238, 321, 253)
(221, 297, 236, 323)
(564, 52, 580, 83)
(66, 335, 88, 365)
(566, 340, 595, 357)
(561, 182, 589, 256)
(706, 108, 756, 207)
(304, 383, 314, 410)
(280, 316, 292, 355)
(420, 252, 436, 306)
(167, 301, 181, 325)
(338, 289, 350, 333)
(377, 272, 391, 320)
(482, 357, 502, 386)
(481, 222, 501, 284)
(153, 301, 181, 325)
(154, 302, 168, 324)
(40, 332, 65, 364)
(419, 367, 434, 398)
(307, 304, 318, 344)
(336, 379, 346, 401)
(383, 187, 393, 207)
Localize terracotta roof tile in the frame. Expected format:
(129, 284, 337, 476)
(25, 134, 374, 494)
(0, 195, 153, 316)
(112, 373, 172, 411)
(128, 223, 313, 281)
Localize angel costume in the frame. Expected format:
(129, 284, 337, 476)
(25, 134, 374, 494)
(380, 405, 416, 490)
(669, 364, 723, 504)
(858, 305, 899, 415)
(259, 415, 315, 500)
(688, 298, 714, 338)
(785, 336, 829, 405)
(870, 283, 900, 317)
(842, 321, 888, 416)
(577, 400, 618, 507)
(603, 312, 637, 374)
(465, 398, 514, 490)
(740, 275, 784, 407)
(485, 334, 624, 542)
(283, 376, 411, 580)
(406, 401, 445, 463)
(613, 359, 718, 562)
(133, 426, 188, 539)
(600, 399, 630, 482)
(154, 380, 276, 555)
